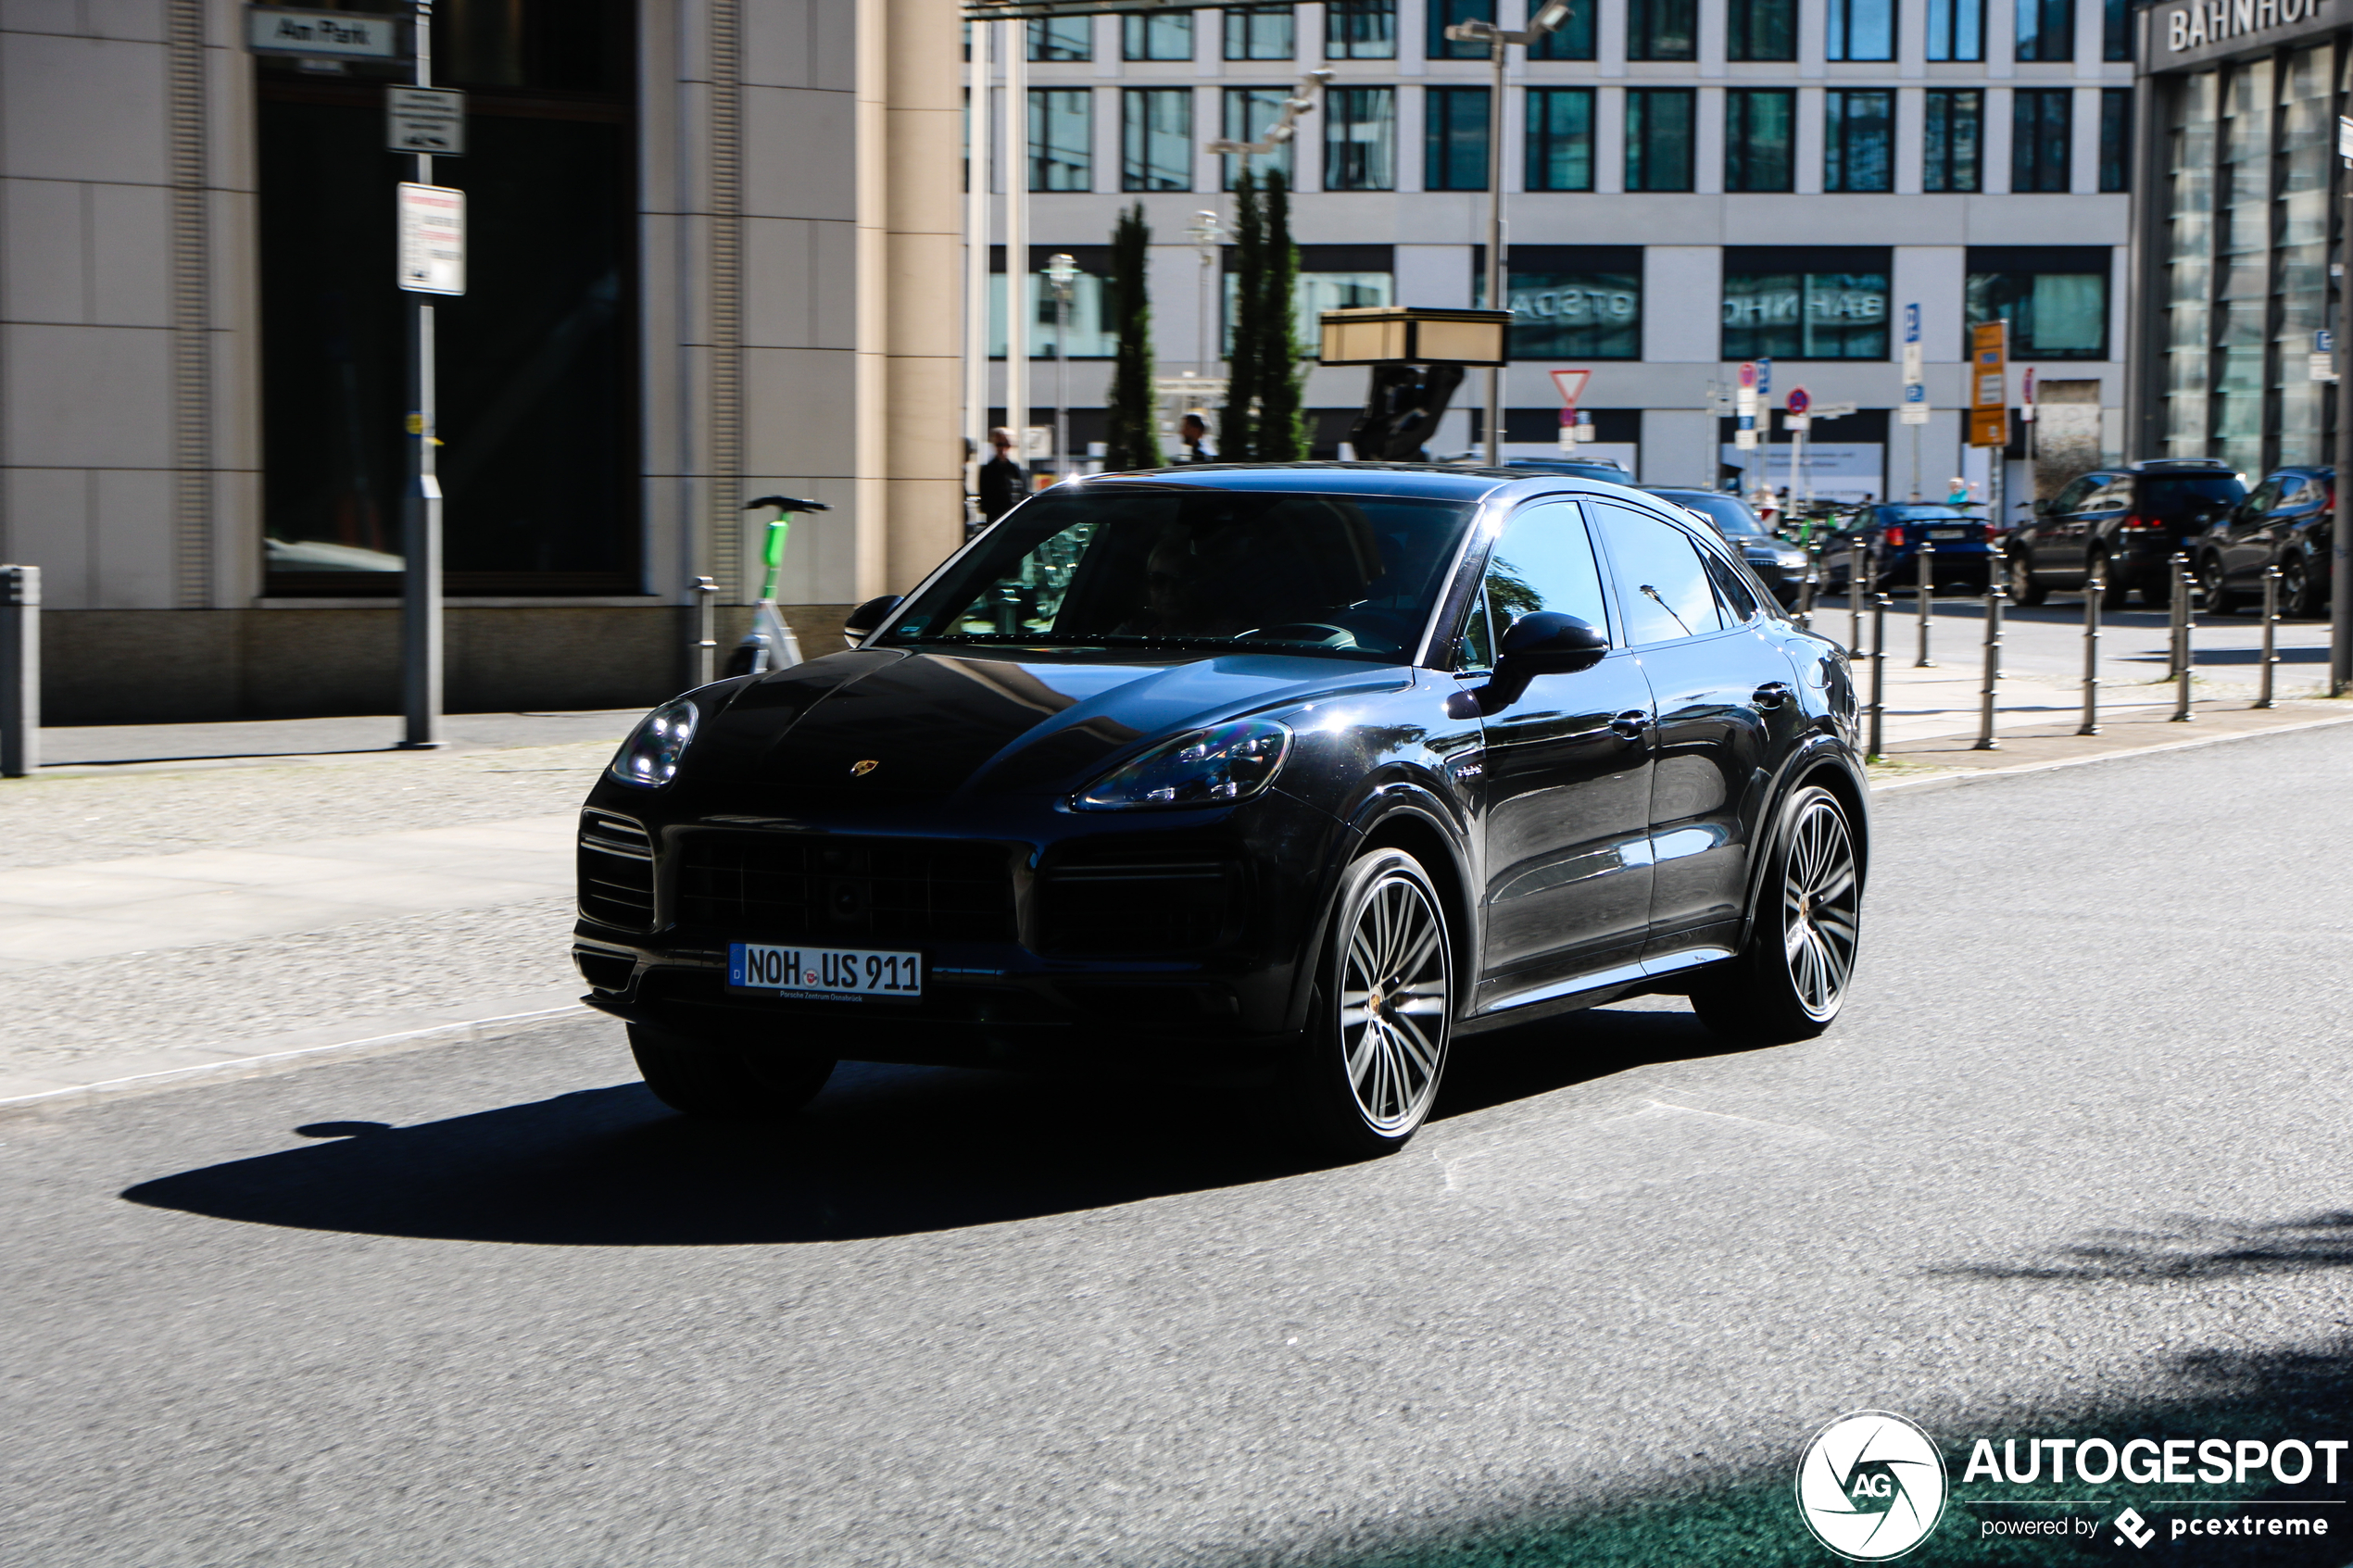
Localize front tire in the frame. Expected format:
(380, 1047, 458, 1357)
(1277, 847, 1453, 1159)
(2006, 550, 2046, 607)
(2198, 554, 2238, 614)
(1691, 785, 1861, 1045)
(2092, 553, 2130, 609)
(628, 1022, 836, 1121)
(2284, 552, 2325, 618)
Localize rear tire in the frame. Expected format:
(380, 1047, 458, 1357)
(1690, 785, 1861, 1046)
(2093, 554, 2130, 609)
(628, 1022, 836, 1121)
(2199, 555, 2238, 614)
(2006, 550, 2046, 607)
(2284, 552, 2325, 618)
(1276, 847, 1453, 1160)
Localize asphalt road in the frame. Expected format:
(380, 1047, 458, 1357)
(6, 728, 2353, 1566)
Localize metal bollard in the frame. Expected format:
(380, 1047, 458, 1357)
(2256, 564, 2281, 709)
(1848, 538, 1866, 658)
(692, 574, 721, 687)
(1869, 593, 1890, 759)
(2079, 562, 2103, 735)
(1974, 567, 2006, 750)
(1915, 536, 1936, 667)
(2171, 554, 2194, 721)
(1, 563, 37, 778)
(1796, 544, 1818, 632)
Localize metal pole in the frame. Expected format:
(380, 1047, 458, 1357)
(0, 563, 35, 778)
(693, 574, 719, 687)
(1847, 537, 1865, 657)
(2167, 549, 2186, 680)
(1974, 567, 2005, 750)
(1869, 593, 1888, 759)
(2078, 559, 2101, 735)
(1054, 278, 1069, 481)
(1796, 542, 1818, 631)
(2247, 562, 2281, 709)
(2171, 552, 2194, 721)
(1915, 536, 1936, 667)
(1482, 39, 1505, 467)
(400, 0, 443, 750)
(963, 16, 990, 524)
(2334, 163, 2353, 694)
(1001, 19, 1027, 458)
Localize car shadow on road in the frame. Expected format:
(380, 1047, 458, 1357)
(120, 1006, 1740, 1248)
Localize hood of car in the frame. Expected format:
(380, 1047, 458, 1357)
(691, 646, 1407, 803)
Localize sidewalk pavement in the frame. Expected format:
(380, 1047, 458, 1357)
(2, 686, 2347, 1115)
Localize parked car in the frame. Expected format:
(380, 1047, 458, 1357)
(2194, 464, 2334, 616)
(574, 465, 1869, 1157)
(1645, 486, 1810, 608)
(1819, 503, 1997, 596)
(2003, 458, 2247, 608)
(1499, 457, 1634, 483)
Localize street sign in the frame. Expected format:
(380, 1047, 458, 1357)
(1755, 358, 1771, 397)
(396, 182, 465, 295)
(2020, 367, 2036, 421)
(1904, 303, 1920, 345)
(1900, 382, 1931, 424)
(1737, 360, 1757, 390)
(247, 5, 400, 58)
(387, 87, 465, 156)
(1968, 320, 2007, 447)
(1786, 386, 1810, 416)
(1785, 415, 1810, 433)
(1549, 368, 1592, 413)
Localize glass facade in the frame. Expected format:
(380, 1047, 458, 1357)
(1728, 0, 1795, 60)
(1965, 252, 2109, 358)
(1029, 88, 1092, 191)
(1506, 272, 1642, 358)
(1122, 12, 1192, 60)
(1425, 87, 1491, 192)
(2012, 89, 2073, 193)
(1122, 88, 1192, 193)
(1222, 88, 1294, 189)
(1325, 87, 1396, 190)
(1325, 0, 1396, 57)
(2015, 0, 2073, 61)
(1826, 0, 1894, 61)
(2161, 71, 2218, 459)
(1526, 88, 1595, 191)
(1628, 0, 1697, 59)
(1824, 90, 1894, 191)
(1722, 251, 1891, 359)
(1028, 17, 1090, 62)
(1927, 0, 1983, 60)
(1223, 5, 1294, 59)
(1725, 89, 1795, 192)
(1625, 89, 1695, 191)
(2215, 60, 2273, 475)
(1429, 0, 1495, 59)
(1924, 89, 1982, 191)
(1529, 0, 1596, 59)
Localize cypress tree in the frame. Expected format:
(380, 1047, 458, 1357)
(1220, 171, 1265, 462)
(1104, 204, 1163, 470)
(1256, 169, 1308, 460)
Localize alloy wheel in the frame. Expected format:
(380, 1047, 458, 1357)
(1338, 870, 1450, 1135)
(1780, 797, 1860, 1022)
(2007, 553, 2032, 599)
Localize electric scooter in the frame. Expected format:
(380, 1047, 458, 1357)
(724, 495, 830, 677)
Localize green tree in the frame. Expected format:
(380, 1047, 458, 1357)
(1255, 169, 1308, 460)
(1220, 171, 1265, 462)
(1104, 204, 1164, 470)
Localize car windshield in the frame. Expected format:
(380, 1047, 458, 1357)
(881, 487, 1480, 659)
(2141, 474, 2246, 514)
(1664, 493, 1770, 538)
(1877, 506, 1973, 525)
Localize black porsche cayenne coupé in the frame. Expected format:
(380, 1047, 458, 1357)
(574, 465, 1867, 1156)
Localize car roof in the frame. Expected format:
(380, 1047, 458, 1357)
(1077, 461, 1673, 508)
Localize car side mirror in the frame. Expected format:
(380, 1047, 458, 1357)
(1497, 612, 1608, 676)
(843, 594, 902, 646)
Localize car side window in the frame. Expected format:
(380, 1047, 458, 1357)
(2272, 475, 2307, 510)
(1592, 503, 1727, 646)
(1453, 584, 1495, 671)
(2085, 478, 2133, 512)
(2240, 478, 2281, 519)
(2048, 476, 2100, 515)
(1700, 546, 1762, 623)
(1483, 502, 1614, 644)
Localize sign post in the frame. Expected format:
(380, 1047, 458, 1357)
(395, 1, 459, 750)
(1900, 303, 1927, 498)
(1551, 369, 1591, 451)
(1786, 386, 1811, 508)
(2337, 117, 2353, 693)
(1969, 320, 2008, 540)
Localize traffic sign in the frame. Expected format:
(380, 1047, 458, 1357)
(1737, 360, 1757, 390)
(387, 87, 465, 156)
(247, 5, 400, 58)
(1968, 320, 2007, 447)
(1904, 303, 1920, 345)
(1755, 358, 1771, 396)
(1549, 368, 1592, 413)
(1785, 387, 1810, 416)
(397, 182, 465, 295)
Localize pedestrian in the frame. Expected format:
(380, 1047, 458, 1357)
(1946, 476, 1972, 506)
(978, 427, 1026, 528)
(1178, 411, 1215, 463)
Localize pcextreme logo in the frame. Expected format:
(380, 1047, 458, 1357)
(1796, 1411, 1950, 1561)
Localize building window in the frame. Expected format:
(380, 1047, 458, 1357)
(1029, 88, 1092, 191)
(1725, 89, 1795, 192)
(1925, 0, 1982, 59)
(2012, 88, 2072, 192)
(2102, 0, 2130, 58)
(1123, 12, 1192, 60)
(1529, 0, 1596, 59)
(1965, 249, 2109, 358)
(2098, 87, 2131, 191)
(1324, 86, 1396, 190)
(1627, 0, 1696, 59)
(991, 248, 1118, 358)
(1826, 0, 1894, 60)
(1224, 5, 1294, 59)
(1222, 86, 1295, 189)
(1728, 0, 1795, 59)
(1230, 247, 1395, 356)
(1924, 88, 1983, 191)
(1525, 87, 1594, 191)
(1824, 90, 1894, 191)
(2014, 0, 2072, 61)
(2158, 71, 2214, 459)
(1430, 0, 1495, 59)
(1625, 88, 1695, 191)
(1123, 88, 1192, 192)
(1326, 0, 1396, 57)
(1028, 16, 1090, 61)
(1721, 248, 1892, 359)
(1425, 87, 1491, 191)
(1501, 248, 1643, 358)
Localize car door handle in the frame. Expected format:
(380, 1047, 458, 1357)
(1752, 681, 1793, 709)
(1609, 709, 1651, 740)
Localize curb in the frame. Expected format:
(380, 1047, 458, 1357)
(1869, 710, 2353, 796)
(0, 998, 596, 1122)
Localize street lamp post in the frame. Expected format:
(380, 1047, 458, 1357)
(1187, 209, 1223, 382)
(1446, 0, 1575, 467)
(1046, 252, 1079, 483)
(401, 0, 444, 749)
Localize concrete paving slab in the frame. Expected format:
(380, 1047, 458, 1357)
(291, 872, 562, 912)
(0, 868, 222, 907)
(33, 709, 644, 771)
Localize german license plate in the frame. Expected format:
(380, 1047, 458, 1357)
(1930, 527, 1970, 540)
(727, 942, 922, 1000)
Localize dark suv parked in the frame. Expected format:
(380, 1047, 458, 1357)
(1644, 487, 1809, 608)
(1820, 504, 1996, 596)
(2194, 464, 2334, 617)
(2004, 458, 2246, 608)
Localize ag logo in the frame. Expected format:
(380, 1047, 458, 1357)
(849, 759, 880, 776)
(1795, 1411, 1948, 1561)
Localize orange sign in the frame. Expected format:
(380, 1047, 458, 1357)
(1968, 320, 2007, 448)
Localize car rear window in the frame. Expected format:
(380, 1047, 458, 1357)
(1877, 506, 1971, 525)
(2139, 475, 2246, 514)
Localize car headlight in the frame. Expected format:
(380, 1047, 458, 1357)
(1073, 719, 1291, 810)
(608, 697, 699, 788)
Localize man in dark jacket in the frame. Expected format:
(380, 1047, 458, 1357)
(977, 427, 1026, 528)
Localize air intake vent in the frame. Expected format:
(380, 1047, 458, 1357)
(677, 834, 1016, 943)
(1037, 853, 1239, 956)
(577, 811, 656, 930)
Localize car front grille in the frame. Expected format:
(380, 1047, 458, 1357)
(577, 810, 656, 930)
(1036, 852, 1239, 956)
(677, 833, 1017, 943)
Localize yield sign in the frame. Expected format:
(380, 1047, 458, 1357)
(1550, 369, 1592, 414)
